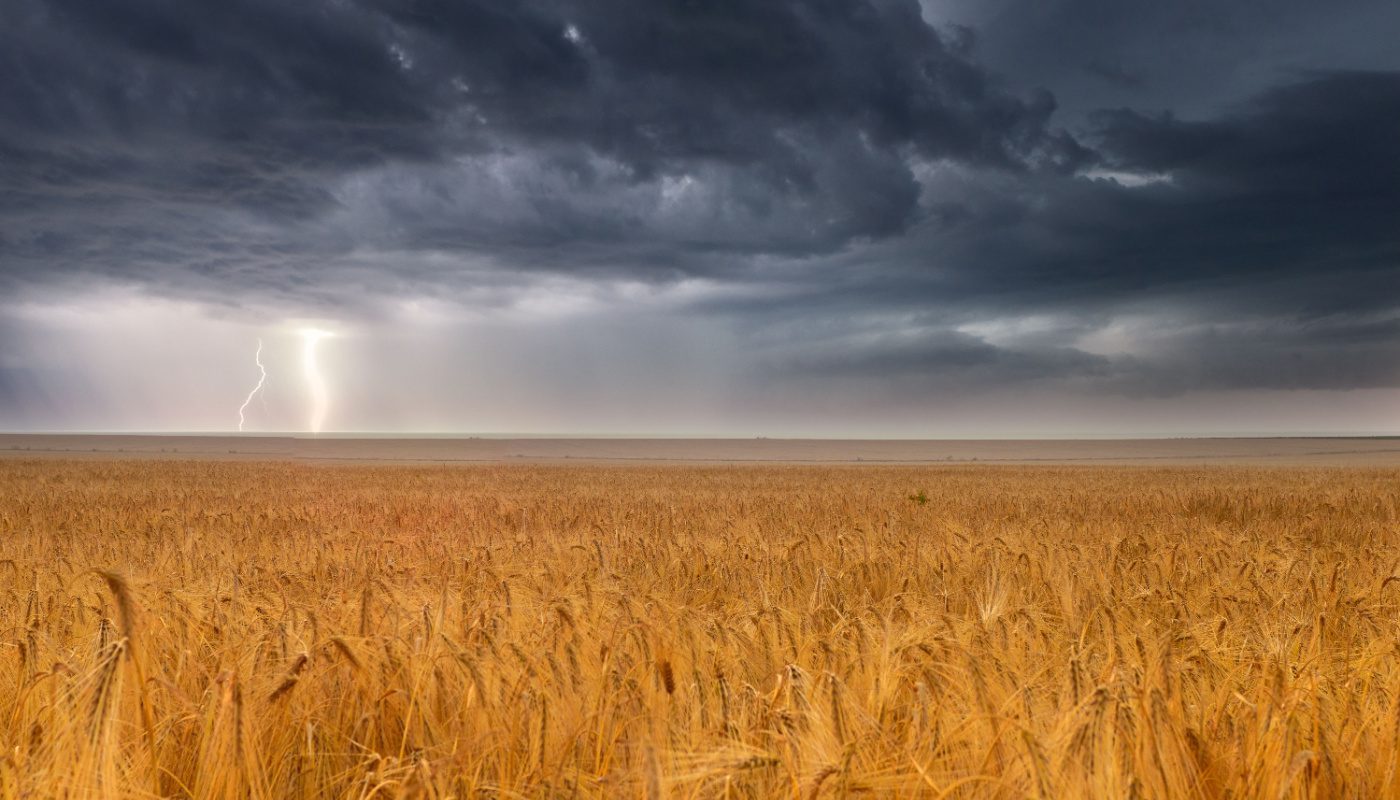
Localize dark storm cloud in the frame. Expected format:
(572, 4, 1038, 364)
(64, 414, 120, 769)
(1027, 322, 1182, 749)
(891, 71, 1400, 316)
(0, 0, 1082, 289)
(373, 0, 1084, 169)
(929, 0, 1400, 119)
(1085, 73, 1400, 306)
(0, 0, 1398, 401)
(687, 68, 1400, 320)
(699, 70, 1400, 394)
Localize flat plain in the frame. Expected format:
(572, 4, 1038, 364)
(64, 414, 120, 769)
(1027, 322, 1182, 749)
(2, 433, 1399, 465)
(2, 454, 1399, 797)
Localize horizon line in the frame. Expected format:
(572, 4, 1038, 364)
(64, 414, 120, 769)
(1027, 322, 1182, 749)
(3, 431, 1398, 441)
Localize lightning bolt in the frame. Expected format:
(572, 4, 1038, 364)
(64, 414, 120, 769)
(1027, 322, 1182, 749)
(237, 338, 267, 433)
(301, 328, 332, 434)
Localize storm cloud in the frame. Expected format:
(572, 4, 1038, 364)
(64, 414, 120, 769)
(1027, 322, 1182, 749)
(1, 0, 1398, 432)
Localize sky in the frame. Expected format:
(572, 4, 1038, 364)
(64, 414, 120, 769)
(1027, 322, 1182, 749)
(1, 0, 1398, 436)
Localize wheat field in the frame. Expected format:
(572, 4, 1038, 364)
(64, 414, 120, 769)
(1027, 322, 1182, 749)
(1, 459, 1398, 798)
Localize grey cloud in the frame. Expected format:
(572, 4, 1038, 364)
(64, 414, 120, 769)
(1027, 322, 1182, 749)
(679, 71, 1400, 396)
(1, 0, 1398, 417)
(807, 71, 1400, 318)
(929, 0, 1400, 121)
(764, 327, 1118, 386)
(1, 0, 1078, 291)
(751, 310, 1400, 400)
(1122, 316, 1400, 394)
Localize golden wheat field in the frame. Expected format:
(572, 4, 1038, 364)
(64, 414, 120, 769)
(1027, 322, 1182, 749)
(2, 459, 1399, 799)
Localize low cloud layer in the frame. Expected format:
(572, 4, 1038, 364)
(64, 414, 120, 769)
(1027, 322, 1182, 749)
(1, 0, 1398, 431)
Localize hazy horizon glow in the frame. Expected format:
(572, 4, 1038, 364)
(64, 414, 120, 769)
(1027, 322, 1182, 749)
(0, 294, 1394, 437)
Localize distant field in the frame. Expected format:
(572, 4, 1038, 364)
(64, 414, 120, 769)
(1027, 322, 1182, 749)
(2, 459, 1399, 797)
(3, 433, 1400, 465)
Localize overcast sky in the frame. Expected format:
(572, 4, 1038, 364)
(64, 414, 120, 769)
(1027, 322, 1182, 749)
(2, 0, 1398, 435)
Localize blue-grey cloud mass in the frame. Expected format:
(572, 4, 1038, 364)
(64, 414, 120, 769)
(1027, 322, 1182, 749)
(1, 0, 1398, 433)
